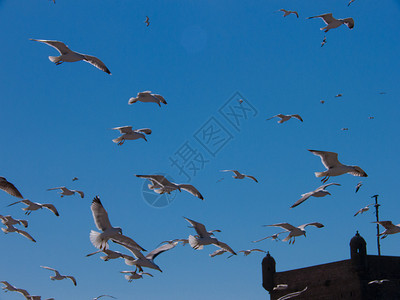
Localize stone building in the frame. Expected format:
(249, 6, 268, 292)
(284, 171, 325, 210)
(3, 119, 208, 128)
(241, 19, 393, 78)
(262, 232, 400, 299)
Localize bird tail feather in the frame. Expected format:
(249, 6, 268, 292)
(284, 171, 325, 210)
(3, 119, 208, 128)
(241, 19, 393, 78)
(90, 230, 108, 250)
(188, 235, 203, 250)
(315, 172, 325, 178)
(48, 56, 60, 63)
(112, 137, 122, 143)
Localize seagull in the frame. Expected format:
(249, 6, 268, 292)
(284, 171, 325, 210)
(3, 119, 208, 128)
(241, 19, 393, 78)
(354, 204, 374, 216)
(290, 183, 341, 208)
(93, 296, 117, 300)
(0, 215, 28, 228)
(47, 186, 84, 198)
(348, 0, 356, 6)
(379, 92, 387, 95)
(185, 217, 236, 255)
(1, 224, 36, 242)
(7, 199, 59, 216)
(368, 116, 375, 119)
(341, 128, 349, 131)
(321, 36, 327, 47)
(0, 177, 23, 198)
(373, 221, 400, 239)
(308, 150, 368, 183)
(90, 196, 145, 251)
(335, 93, 343, 98)
(355, 182, 363, 193)
(115, 241, 178, 272)
(278, 9, 299, 18)
(144, 16, 150, 27)
(266, 114, 303, 124)
(307, 13, 354, 32)
(209, 249, 228, 257)
(238, 99, 244, 104)
(121, 271, 153, 282)
(368, 279, 390, 285)
(112, 126, 151, 145)
(277, 287, 308, 300)
(128, 91, 167, 107)
(320, 100, 325, 104)
(136, 175, 204, 200)
(158, 238, 189, 247)
(273, 284, 288, 291)
(72, 177, 79, 181)
(220, 170, 258, 183)
(30, 39, 111, 74)
(238, 249, 266, 256)
(40, 266, 77, 286)
(0, 281, 30, 297)
(265, 222, 324, 244)
(252, 232, 285, 243)
(86, 249, 131, 261)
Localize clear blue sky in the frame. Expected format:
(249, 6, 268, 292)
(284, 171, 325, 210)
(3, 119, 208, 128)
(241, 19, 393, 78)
(1, 0, 399, 299)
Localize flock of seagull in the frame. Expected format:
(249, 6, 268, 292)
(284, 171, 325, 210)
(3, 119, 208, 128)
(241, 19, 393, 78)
(1, 1, 397, 300)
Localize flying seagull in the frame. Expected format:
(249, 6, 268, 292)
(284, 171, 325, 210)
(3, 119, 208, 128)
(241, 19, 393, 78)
(128, 91, 167, 107)
(1, 224, 36, 242)
(368, 279, 390, 285)
(220, 170, 258, 183)
(265, 222, 324, 244)
(290, 183, 341, 208)
(93, 296, 117, 300)
(47, 186, 84, 198)
(335, 94, 343, 98)
(321, 36, 327, 47)
(308, 150, 367, 183)
(273, 284, 289, 291)
(267, 114, 303, 124)
(136, 175, 204, 200)
(120, 271, 153, 282)
(252, 232, 285, 243)
(72, 177, 79, 181)
(278, 9, 299, 18)
(90, 196, 145, 251)
(0, 215, 28, 228)
(0, 177, 23, 199)
(373, 221, 400, 239)
(158, 238, 189, 247)
(30, 39, 111, 74)
(341, 128, 349, 131)
(307, 13, 354, 32)
(112, 126, 151, 145)
(354, 204, 374, 216)
(277, 287, 308, 300)
(8, 199, 59, 216)
(86, 249, 130, 261)
(144, 16, 150, 27)
(185, 217, 236, 255)
(237, 249, 266, 256)
(355, 182, 363, 193)
(40, 266, 77, 286)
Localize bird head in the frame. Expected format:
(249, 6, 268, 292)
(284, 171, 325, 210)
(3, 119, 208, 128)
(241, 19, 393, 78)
(117, 227, 123, 235)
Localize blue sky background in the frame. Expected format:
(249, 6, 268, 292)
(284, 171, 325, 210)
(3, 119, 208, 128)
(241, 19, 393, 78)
(0, 0, 399, 299)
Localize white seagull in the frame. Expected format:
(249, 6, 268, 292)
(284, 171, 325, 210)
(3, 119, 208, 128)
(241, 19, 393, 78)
(237, 249, 266, 256)
(112, 126, 152, 145)
(86, 249, 131, 262)
(158, 238, 189, 247)
(290, 183, 341, 208)
(373, 221, 400, 239)
(7, 199, 59, 216)
(0, 177, 23, 198)
(185, 217, 236, 255)
(308, 150, 367, 183)
(354, 204, 374, 216)
(265, 222, 324, 244)
(267, 114, 303, 124)
(136, 175, 204, 200)
(47, 186, 84, 198)
(307, 13, 354, 32)
(220, 170, 258, 183)
(1, 224, 36, 242)
(40, 266, 77, 286)
(252, 232, 285, 243)
(90, 196, 146, 251)
(30, 39, 111, 74)
(355, 182, 363, 193)
(120, 271, 153, 282)
(368, 279, 390, 285)
(278, 9, 299, 18)
(273, 284, 289, 291)
(0, 215, 28, 228)
(128, 91, 167, 107)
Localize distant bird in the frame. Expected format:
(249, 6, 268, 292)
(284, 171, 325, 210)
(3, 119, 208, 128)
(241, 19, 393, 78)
(335, 93, 343, 98)
(238, 99, 244, 104)
(220, 170, 258, 183)
(368, 116, 375, 119)
(158, 238, 189, 247)
(373, 221, 400, 239)
(354, 204, 374, 216)
(307, 13, 354, 32)
(47, 186, 84, 198)
(379, 92, 387, 95)
(93, 296, 117, 300)
(320, 100, 325, 104)
(355, 182, 363, 193)
(321, 36, 327, 47)
(290, 183, 341, 208)
(368, 279, 390, 285)
(1, 224, 36, 242)
(0, 215, 28, 228)
(267, 114, 303, 124)
(30, 39, 111, 74)
(128, 91, 167, 107)
(144, 16, 150, 27)
(277, 287, 308, 300)
(308, 150, 368, 183)
(136, 175, 204, 200)
(112, 126, 152, 145)
(40, 266, 77, 286)
(86, 249, 129, 261)
(72, 177, 79, 181)
(348, 0, 356, 6)
(341, 128, 349, 131)
(273, 284, 288, 291)
(90, 196, 146, 251)
(121, 271, 153, 282)
(237, 249, 266, 256)
(278, 9, 299, 18)
(265, 222, 324, 244)
(209, 249, 228, 257)
(8, 199, 59, 216)
(0, 177, 23, 199)
(185, 217, 236, 255)
(252, 232, 285, 243)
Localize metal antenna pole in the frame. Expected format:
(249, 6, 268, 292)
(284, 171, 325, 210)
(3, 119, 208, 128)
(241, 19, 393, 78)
(371, 194, 381, 256)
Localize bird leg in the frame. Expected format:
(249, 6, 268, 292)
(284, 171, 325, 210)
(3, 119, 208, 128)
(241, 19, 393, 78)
(118, 139, 125, 146)
(55, 61, 63, 65)
(321, 176, 330, 183)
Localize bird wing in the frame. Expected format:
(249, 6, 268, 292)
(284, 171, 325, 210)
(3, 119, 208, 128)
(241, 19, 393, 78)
(266, 223, 296, 231)
(47, 186, 65, 191)
(15, 288, 30, 297)
(111, 233, 146, 252)
(66, 276, 77, 286)
(290, 191, 314, 208)
(71, 190, 84, 198)
(41, 266, 57, 272)
(91, 196, 113, 231)
(277, 287, 308, 300)
(220, 170, 240, 176)
(315, 183, 341, 191)
(298, 222, 324, 230)
(141, 272, 153, 277)
(16, 229, 36, 242)
(135, 128, 152, 135)
(266, 115, 279, 120)
(308, 13, 334, 25)
(308, 150, 341, 169)
(153, 94, 167, 104)
(290, 114, 303, 122)
(244, 175, 258, 183)
(0, 178, 23, 198)
(250, 249, 266, 253)
(83, 55, 111, 74)
(30, 39, 72, 55)
(293, 11, 299, 18)
(7, 199, 30, 207)
(374, 221, 395, 229)
(138, 91, 152, 97)
(213, 240, 236, 255)
(209, 249, 227, 257)
(178, 184, 204, 200)
(86, 250, 102, 257)
(355, 182, 362, 193)
(145, 241, 178, 261)
(135, 175, 174, 187)
(184, 217, 210, 237)
(343, 17, 354, 29)
(42, 204, 60, 216)
(18, 219, 28, 228)
(112, 126, 133, 134)
(112, 239, 147, 259)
